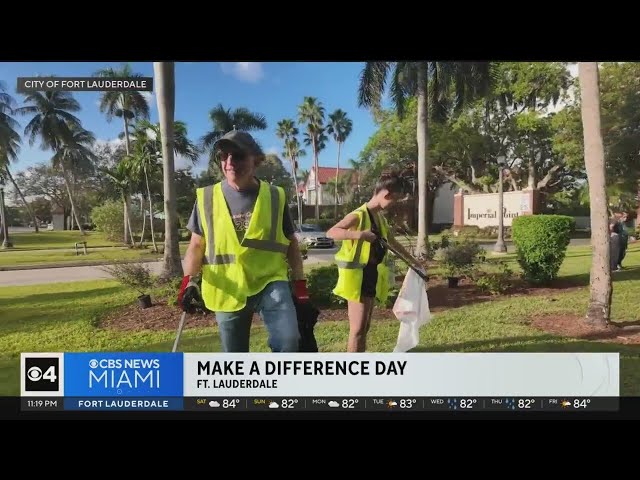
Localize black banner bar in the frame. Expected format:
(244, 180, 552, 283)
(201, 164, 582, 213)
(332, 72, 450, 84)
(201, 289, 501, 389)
(9, 396, 621, 417)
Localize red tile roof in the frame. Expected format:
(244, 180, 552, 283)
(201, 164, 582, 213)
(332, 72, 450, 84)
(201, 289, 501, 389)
(314, 167, 358, 185)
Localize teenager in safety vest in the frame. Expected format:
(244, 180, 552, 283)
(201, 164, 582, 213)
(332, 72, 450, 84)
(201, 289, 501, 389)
(327, 171, 426, 352)
(178, 130, 309, 352)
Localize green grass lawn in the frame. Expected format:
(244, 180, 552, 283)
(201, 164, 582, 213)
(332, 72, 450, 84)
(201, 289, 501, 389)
(1, 242, 639, 396)
(0, 242, 189, 267)
(5, 231, 120, 250)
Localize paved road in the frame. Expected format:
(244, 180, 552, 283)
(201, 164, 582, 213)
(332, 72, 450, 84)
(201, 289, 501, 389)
(0, 253, 336, 287)
(0, 261, 167, 287)
(0, 240, 592, 287)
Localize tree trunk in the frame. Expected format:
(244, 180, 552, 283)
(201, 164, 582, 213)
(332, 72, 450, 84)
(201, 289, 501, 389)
(294, 158, 303, 228)
(335, 141, 341, 219)
(527, 158, 536, 190)
(122, 111, 131, 245)
(415, 62, 429, 257)
(313, 138, 319, 221)
(154, 61, 183, 279)
(579, 62, 611, 328)
(60, 163, 85, 235)
(139, 193, 146, 247)
(290, 155, 303, 228)
(144, 165, 159, 253)
(5, 166, 39, 233)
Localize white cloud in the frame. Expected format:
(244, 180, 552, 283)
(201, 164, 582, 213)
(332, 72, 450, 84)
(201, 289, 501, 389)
(220, 62, 265, 84)
(95, 138, 123, 149)
(175, 154, 193, 170)
(266, 146, 279, 155)
(142, 91, 155, 110)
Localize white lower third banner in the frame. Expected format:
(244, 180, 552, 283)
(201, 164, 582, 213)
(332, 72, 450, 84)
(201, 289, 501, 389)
(184, 353, 619, 397)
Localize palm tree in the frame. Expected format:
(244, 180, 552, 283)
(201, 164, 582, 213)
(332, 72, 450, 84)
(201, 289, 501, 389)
(154, 62, 182, 279)
(100, 158, 138, 244)
(15, 90, 88, 233)
(579, 62, 611, 328)
(51, 124, 97, 234)
(298, 97, 326, 221)
(201, 104, 267, 169)
(128, 119, 200, 253)
(94, 64, 150, 154)
(326, 109, 353, 219)
(276, 119, 307, 227)
(95, 63, 150, 245)
(0, 82, 40, 232)
(358, 62, 494, 256)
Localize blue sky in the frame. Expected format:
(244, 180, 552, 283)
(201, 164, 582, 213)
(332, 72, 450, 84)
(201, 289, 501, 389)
(0, 62, 378, 174)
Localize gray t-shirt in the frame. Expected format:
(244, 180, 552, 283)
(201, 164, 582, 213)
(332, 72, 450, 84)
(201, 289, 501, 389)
(187, 179, 295, 241)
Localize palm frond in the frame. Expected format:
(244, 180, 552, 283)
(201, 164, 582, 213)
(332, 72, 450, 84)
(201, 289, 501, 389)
(358, 62, 390, 108)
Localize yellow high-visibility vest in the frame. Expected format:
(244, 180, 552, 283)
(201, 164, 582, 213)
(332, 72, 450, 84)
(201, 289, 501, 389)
(333, 204, 390, 304)
(196, 180, 290, 312)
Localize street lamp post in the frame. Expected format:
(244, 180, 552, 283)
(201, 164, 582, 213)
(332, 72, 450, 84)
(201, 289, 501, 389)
(493, 155, 507, 253)
(0, 181, 13, 249)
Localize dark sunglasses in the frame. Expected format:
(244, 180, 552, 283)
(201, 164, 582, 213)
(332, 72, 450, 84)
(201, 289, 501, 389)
(219, 150, 248, 162)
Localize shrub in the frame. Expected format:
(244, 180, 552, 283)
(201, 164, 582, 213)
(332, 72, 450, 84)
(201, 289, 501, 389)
(472, 262, 514, 295)
(298, 242, 308, 259)
(436, 237, 485, 278)
(417, 234, 451, 262)
(178, 229, 192, 242)
(306, 264, 344, 307)
(511, 215, 575, 285)
(100, 262, 155, 296)
(91, 200, 143, 243)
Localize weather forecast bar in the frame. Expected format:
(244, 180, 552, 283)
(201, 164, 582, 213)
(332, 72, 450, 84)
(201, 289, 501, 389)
(181, 397, 619, 412)
(19, 396, 619, 412)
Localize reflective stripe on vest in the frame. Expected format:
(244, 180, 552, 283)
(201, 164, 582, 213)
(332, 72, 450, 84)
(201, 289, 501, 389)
(201, 183, 287, 263)
(240, 185, 288, 254)
(335, 237, 366, 269)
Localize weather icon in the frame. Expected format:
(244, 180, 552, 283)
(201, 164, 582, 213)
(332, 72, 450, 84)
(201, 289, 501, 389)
(387, 400, 398, 408)
(269, 401, 280, 409)
(328, 401, 339, 408)
(561, 400, 571, 408)
(209, 400, 220, 408)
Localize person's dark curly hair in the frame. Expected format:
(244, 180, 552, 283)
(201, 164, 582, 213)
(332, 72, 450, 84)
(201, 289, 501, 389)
(374, 169, 411, 195)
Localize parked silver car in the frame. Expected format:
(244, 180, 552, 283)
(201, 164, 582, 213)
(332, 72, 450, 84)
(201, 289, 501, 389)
(295, 223, 335, 248)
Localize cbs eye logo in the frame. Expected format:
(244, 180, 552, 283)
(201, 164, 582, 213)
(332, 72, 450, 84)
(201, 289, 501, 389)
(25, 358, 59, 392)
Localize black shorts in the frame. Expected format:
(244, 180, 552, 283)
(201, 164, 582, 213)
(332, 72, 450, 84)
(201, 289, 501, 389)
(361, 263, 378, 298)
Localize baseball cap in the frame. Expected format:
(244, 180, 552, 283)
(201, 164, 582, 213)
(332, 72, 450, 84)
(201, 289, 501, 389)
(213, 130, 264, 156)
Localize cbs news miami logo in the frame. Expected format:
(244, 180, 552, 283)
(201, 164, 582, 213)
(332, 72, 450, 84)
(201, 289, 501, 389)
(21, 353, 64, 396)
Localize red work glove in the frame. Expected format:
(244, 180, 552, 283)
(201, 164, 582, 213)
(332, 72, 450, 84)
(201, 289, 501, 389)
(178, 275, 202, 313)
(293, 279, 309, 303)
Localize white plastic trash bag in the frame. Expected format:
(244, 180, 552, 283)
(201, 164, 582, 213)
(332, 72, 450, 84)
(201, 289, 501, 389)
(392, 268, 432, 352)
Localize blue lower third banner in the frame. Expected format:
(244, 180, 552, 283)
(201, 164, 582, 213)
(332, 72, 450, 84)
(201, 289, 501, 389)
(65, 397, 183, 410)
(64, 352, 183, 401)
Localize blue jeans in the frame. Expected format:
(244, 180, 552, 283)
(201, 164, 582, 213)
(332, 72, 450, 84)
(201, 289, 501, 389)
(214, 281, 300, 352)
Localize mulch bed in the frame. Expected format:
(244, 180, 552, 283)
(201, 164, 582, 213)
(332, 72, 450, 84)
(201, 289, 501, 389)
(529, 314, 640, 345)
(98, 276, 589, 332)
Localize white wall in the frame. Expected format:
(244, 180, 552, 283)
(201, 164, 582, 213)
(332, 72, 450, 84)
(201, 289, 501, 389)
(432, 183, 455, 224)
(52, 213, 64, 231)
(463, 190, 531, 227)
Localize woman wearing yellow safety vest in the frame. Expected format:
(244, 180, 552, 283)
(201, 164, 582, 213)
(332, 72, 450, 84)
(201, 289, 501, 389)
(327, 171, 426, 352)
(179, 130, 309, 352)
